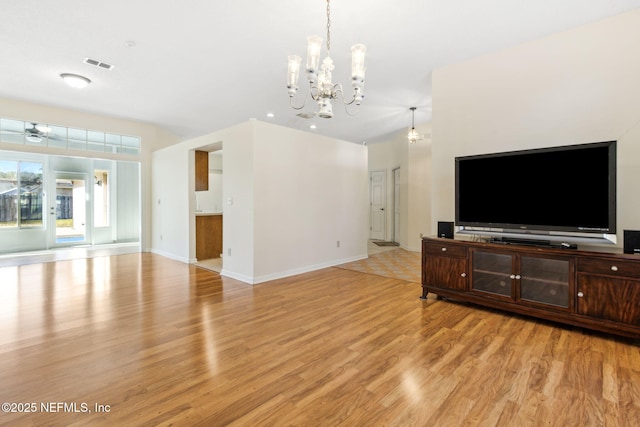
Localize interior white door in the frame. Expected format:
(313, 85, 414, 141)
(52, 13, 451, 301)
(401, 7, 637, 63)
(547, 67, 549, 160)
(370, 170, 386, 240)
(393, 167, 400, 243)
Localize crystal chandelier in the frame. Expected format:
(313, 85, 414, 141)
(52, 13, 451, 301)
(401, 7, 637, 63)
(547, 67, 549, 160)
(287, 0, 366, 118)
(408, 107, 419, 144)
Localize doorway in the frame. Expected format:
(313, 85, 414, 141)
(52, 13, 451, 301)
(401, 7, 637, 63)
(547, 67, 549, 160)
(192, 145, 224, 273)
(392, 167, 400, 244)
(49, 173, 89, 246)
(370, 170, 386, 240)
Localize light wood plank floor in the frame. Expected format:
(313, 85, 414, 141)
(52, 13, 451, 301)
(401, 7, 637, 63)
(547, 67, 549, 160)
(1, 253, 639, 426)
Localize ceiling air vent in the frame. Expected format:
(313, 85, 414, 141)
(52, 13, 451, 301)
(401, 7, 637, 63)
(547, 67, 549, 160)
(84, 58, 114, 70)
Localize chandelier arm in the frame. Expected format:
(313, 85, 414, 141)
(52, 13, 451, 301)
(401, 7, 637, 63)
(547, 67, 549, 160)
(308, 82, 321, 102)
(289, 89, 311, 110)
(289, 97, 306, 111)
(333, 85, 360, 106)
(290, 81, 325, 110)
(343, 103, 360, 116)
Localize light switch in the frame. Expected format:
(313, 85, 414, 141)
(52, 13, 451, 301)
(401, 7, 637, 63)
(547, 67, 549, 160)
(227, 196, 233, 206)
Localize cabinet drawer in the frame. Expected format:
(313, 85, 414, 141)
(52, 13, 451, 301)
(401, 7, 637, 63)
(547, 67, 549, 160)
(424, 242, 467, 257)
(577, 258, 640, 278)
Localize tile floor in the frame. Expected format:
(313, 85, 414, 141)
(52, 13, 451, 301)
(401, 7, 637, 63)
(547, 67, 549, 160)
(337, 245, 421, 283)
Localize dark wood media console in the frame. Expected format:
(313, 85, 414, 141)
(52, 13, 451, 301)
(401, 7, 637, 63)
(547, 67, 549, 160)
(421, 236, 640, 338)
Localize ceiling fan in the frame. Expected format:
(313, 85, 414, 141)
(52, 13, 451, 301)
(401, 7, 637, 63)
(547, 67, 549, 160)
(24, 123, 51, 142)
(1, 122, 53, 143)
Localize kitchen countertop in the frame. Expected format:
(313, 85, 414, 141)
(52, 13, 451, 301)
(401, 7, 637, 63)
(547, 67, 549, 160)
(195, 212, 223, 216)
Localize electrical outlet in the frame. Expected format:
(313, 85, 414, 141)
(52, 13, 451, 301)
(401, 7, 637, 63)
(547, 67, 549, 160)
(227, 248, 231, 256)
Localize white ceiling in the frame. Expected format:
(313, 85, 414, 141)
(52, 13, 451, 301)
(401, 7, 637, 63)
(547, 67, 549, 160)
(2, 0, 640, 144)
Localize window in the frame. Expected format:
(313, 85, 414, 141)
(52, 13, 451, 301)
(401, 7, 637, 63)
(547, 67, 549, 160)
(0, 160, 43, 228)
(0, 160, 18, 227)
(0, 116, 141, 155)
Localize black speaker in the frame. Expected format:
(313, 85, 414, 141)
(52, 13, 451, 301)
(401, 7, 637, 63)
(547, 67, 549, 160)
(624, 230, 640, 255)
(437, 221, 454, 239)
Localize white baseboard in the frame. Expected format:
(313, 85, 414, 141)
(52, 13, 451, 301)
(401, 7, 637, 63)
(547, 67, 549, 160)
(220, 269, 255, 284)
(149, 248, 190, 264)
(220, 253, 369, 285)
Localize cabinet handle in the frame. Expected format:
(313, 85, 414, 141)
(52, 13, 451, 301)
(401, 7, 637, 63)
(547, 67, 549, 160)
(510, 274, 516, 279)
(577, 291, 584, 297)
(515, 275, 521, 280)
(461, 273, 467, 278)
(611, 265, 618, 272)
(441, 247, 447, 252)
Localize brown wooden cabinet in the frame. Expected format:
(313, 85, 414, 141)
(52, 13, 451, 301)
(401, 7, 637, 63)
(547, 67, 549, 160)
(196, 214, 222, 260)
(423, 240, 468, 292)
(195, 150, 209, 191)
(422, 237, 640, 338)
(576, 257, 640, 326)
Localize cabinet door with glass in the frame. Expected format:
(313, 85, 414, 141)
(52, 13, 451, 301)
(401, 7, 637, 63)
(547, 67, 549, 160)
(471, 249, 572, 309)
(518, 255, 572, 310)
(471, 250, 514, 300)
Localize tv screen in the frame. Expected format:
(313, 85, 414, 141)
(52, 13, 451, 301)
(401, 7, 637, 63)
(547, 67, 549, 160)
(455, 141, 616, 235)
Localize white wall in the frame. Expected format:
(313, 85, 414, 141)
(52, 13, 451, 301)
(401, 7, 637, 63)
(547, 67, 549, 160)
(151, 119, 368, 284)
(407, 132, 432, 250)
(220, 123, 255, 280)
(251, 120, 368, 283)
(367, 122, 432, 252)
(431, 9, 640, 250)
(115, 161, 141, 242)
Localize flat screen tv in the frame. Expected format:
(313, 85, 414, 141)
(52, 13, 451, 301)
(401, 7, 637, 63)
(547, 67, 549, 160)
(455, 141, 616, 242)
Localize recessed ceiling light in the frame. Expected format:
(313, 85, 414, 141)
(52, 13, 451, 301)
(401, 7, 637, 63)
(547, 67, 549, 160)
(309, 124, 317, 130)
(266, 112, 275, 118)
(60, 73, 91, 89)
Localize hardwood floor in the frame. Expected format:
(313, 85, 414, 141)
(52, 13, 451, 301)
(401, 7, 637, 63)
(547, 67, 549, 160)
(1, 253, 639, 426)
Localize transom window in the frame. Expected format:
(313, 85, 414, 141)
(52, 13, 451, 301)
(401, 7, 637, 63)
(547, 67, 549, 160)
(0, 117, 141, 155)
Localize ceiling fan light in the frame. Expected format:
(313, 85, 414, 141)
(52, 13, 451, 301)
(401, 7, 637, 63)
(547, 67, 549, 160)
(60, 73, 91, 89)
(25, 134, 42, 143)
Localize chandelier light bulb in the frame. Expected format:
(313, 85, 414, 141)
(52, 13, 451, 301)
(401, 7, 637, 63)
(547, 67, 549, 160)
(287, 55, 302, 95)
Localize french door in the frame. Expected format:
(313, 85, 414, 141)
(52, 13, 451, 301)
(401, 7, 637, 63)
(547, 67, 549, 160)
(49, 172, 89, 247)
